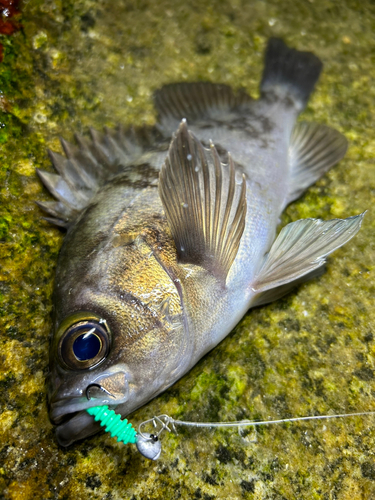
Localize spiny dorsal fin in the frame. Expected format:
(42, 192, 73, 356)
(37, 125, 162, 228)
(159, 120, 247, 283)
(154, 82, 253, 134)
(286, 122, 348, 205)
(252, 213, 365, 294)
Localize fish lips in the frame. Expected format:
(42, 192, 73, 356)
(51, 395, 127, 447)
(49, 370, 130, 430)
(55, 410, 104, 447)
(50, 393, 128, 424)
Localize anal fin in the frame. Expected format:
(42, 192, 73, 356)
(159, 120, 247, 283)
(287, 121, 348, 204)
(252, 213, 365, 294)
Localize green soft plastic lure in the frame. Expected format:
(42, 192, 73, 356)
(86, 406, 162, 460)
(86, 406, 137, 444)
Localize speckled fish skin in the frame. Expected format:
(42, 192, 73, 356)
(38, 38, 364, 446)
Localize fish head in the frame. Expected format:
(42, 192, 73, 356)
(48, 226, 190, 446)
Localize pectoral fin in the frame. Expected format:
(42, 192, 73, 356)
(159, 120, 247, 283)
(252, 213, 365, 294)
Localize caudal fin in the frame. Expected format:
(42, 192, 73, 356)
(260, 38, 323, 111)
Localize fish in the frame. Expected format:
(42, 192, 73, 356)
(36, 38, 364, 447)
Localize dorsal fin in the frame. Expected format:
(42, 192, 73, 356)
(154, 82, 253, 134)
(159, 120, 247, 283)
(37, 125, 162, 228)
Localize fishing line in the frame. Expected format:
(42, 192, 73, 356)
(86, 406, 375, 461)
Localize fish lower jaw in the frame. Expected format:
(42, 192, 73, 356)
(55, 409, 105, 446)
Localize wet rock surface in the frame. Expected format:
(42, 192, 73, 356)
(0, 1, 375, 498)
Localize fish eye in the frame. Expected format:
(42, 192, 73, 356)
(57, 318, 110, 370)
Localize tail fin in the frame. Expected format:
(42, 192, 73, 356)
(260, 38, 323, 111)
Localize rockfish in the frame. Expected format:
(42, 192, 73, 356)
(37, 38, 364, 446)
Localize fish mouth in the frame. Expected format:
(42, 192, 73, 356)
(49, 371, 131, 445)
(51, 380, 129, 422)
(50, 395, 117, 425)
(50, 389, 128, 447)
(55, 409, 106, 446)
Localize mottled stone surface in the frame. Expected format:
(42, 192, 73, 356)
(1, 1, 375, 498)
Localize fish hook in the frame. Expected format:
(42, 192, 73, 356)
(86, 383, 116, 401)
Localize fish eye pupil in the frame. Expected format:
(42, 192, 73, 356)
(73, 330, 102, 361)
(58, 318, 110, 370)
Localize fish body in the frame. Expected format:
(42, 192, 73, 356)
(37, 39, 364, 446)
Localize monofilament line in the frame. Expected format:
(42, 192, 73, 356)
(169, 411, 375, 429)
(138, 411, 375, 440)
